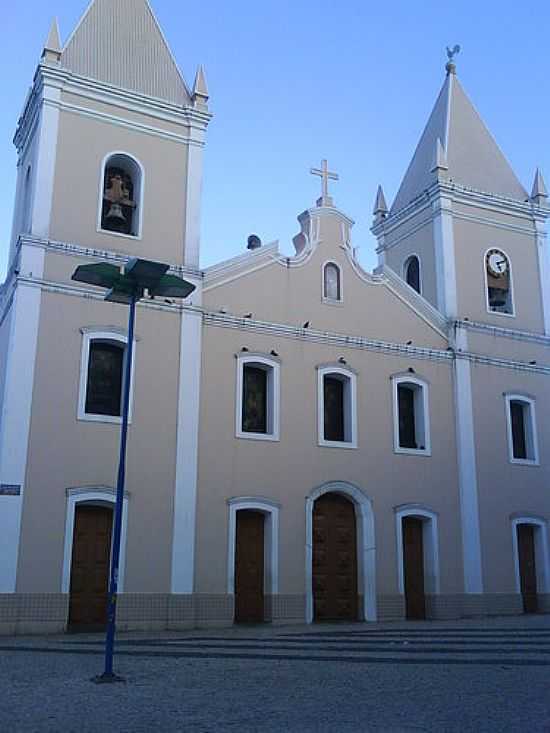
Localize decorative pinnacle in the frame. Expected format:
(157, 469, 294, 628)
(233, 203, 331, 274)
(445, 44, 460, 75)
(373, 185, 388, 220)
(431, 138, 448, 173)
(530, 168, 548, 205)
(42, 18, 62, 63)
(192, 65, 209, 109)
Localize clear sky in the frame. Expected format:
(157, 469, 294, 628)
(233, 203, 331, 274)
(2, 0, 549, 279)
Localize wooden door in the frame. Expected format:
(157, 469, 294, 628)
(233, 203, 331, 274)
(235, 510, 265, 623)
(313, 493, 358, 621)
(68, 505, 113, 631)
(403, 517, 426, 620)
(517, 524, 538, 613)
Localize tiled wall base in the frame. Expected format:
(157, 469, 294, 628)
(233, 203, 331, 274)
(265, 594, 305, 623)
(1, 592, 549, 634)
(0, 594, 68, 635)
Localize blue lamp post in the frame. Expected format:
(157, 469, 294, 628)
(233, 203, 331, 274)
(71, 258, 195, 683)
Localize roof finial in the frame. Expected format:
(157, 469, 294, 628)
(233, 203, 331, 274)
(192, 65, 209, 110)
(445, 44, 460, 75)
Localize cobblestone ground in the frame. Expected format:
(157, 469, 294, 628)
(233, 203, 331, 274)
(1, 616, 550, 732)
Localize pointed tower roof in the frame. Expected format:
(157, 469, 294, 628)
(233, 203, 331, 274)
(391, 70, 527, 213)
(61, 0, 190, 105)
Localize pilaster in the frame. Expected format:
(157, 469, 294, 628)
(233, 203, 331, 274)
(453, 324, 484, 594)
(171, 285, 203, 593)
(534, 219, 550, 336)
(433, 194, 457, 318)
(0, 244, 44, 592)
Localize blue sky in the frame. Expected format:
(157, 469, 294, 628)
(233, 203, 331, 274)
(2, 0, 549, 279)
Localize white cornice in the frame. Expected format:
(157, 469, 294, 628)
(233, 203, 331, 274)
(373, 180, 549, 243)
(14, 63, 212, 153)
(455, 319, 550, 347)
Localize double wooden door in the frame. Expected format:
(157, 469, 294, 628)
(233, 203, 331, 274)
(313, 493, 358, 621)
(517, 524, 538, 614)
(68, 505, 113, 631)
(402, 517, 426, 620)
(235, 510, 265, 623)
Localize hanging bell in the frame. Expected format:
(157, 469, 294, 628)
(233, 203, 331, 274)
(105, 203, 126, 223)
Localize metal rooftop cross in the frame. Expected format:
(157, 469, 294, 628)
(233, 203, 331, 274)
(310, 159, 338, 206)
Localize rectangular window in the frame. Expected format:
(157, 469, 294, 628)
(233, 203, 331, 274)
(324, 376, 345, 442)
(398, 385, 416, 449)
(85, 341, 124, 417)
(506, 397, 538, 464)
(510, 401, 527, 460)
(242, 365, 268, 434)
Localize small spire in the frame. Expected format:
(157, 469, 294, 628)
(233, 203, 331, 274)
(530, 168, 548, 205)
(373, 185, 388, 220)
(42, 18, 62, 64)
(431, 137, 449, 173)
(445, 44, 460, 75)
(192, 65, 209, 109)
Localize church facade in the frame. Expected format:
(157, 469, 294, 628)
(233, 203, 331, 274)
(1, 0, 549, 634)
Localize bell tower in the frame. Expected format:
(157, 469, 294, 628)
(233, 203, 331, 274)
(373, 55, 550, 336)
(10, 0, 212, 269)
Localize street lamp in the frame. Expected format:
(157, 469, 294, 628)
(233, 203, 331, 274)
(71, 258, 195, 683)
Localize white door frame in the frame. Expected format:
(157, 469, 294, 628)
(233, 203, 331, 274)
(511, 515, 550, 595)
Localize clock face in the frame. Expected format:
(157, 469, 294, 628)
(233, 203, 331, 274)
(487, 250, 508, 277)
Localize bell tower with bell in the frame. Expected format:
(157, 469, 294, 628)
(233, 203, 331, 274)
(9, 0, 212, 270)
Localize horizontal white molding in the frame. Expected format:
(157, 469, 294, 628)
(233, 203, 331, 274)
(456, 319, 550, 346)
(374, 181, 549, 240)
(19, 235, 202, 279)
(15, 64, 211, 151)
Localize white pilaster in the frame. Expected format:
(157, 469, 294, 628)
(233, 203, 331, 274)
(171, 291, 203, 593)
(534, 220, 550, 336)
(183, 127, 206, 268)
(0, 244, 44, 592)
(453, 325, 484, 593)
(30, 81, 61, 238)
(433, 195, 458, 319)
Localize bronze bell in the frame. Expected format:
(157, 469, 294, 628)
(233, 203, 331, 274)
(105, 203, 126, 223)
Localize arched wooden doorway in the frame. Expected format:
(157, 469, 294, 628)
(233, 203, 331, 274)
(68, 504, 113, 631)
(312, 493, 358, 621)
(234, 510, 265, 623)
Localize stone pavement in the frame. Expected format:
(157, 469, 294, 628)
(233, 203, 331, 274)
(1, 616, 550, 732)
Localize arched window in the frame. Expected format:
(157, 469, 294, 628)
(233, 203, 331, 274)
(486, 249, 513, 315)
(404, 255, 421, 294)
(323, 262, 342, 302)
(236, 353, 280, 441)
(99, 153, 143, 237)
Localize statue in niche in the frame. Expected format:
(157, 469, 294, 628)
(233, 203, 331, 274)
(101, 167, 136, 235)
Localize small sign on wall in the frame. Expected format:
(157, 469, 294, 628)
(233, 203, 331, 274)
(0, 484, 21, 496)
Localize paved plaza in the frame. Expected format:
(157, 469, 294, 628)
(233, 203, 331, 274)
(1, 616, 550, 732)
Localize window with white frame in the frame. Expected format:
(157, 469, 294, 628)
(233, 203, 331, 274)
(317, 366, 357, 447)
(323, 262, 342, 302)
(505, 395, 538, 464)
(78, 329, 134, 423)
(392, 375, 431, 454)
(404, 255, 421, 294)
(236, 354, 280, 440)
(486, 249, 513, 315)
(99, 153, 143, 238)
